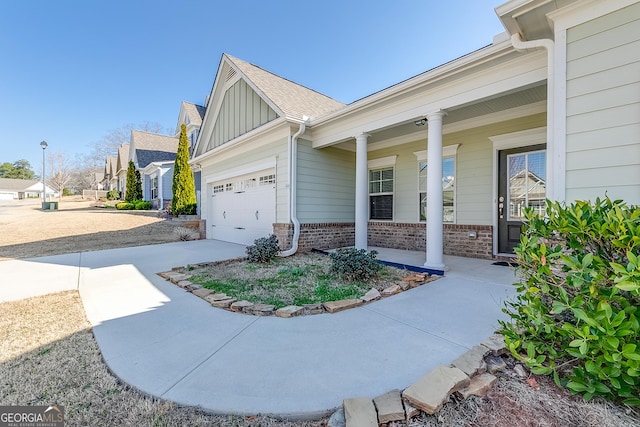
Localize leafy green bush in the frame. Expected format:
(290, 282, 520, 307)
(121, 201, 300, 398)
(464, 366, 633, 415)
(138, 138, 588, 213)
(133, 200, 152, 210)
(107, 189, 120, 200)
(500, 197, 639, 405)
(246, 235, 280, 263)
(330, 248, 382, 282)
(115, 202, 135, 210)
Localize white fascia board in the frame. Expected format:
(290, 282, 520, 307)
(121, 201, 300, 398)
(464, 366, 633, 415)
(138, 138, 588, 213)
(310, 40, 514, 128)
(141, 161, 174, 174)
(192, 117, 290, 168)
(312, 50, 547, 149)
(204, 158, 277, 184)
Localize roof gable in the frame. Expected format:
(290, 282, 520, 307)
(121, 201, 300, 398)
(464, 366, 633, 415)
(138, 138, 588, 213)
(176, 101, 206, 133)
(116, 144, 130, 173)
(194, 54, 345, 157)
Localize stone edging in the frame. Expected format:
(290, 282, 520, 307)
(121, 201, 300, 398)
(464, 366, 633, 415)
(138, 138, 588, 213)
(157, 266, 436, 318)
(330, 334, 529, 426)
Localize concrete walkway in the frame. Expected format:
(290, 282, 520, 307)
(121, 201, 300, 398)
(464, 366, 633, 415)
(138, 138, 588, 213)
(0, 240, 518, 419)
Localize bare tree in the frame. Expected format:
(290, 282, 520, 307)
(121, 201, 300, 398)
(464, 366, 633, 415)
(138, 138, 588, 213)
(47, 152, 74, 201)
(84, 121, 172, 168)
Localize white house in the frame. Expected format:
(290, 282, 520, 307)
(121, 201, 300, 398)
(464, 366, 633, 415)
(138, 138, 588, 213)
(191, 0, 639, 272)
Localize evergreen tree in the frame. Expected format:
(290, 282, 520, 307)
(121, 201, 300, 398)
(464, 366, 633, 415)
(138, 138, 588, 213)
(124, 160, 142, 202)
(171, 124, 197, 215)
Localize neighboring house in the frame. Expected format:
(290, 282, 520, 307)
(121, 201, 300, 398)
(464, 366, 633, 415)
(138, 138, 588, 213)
(0, 178, 57, 200)
(102, 156, 117, 191)
(191, 0, 639, 272)
(115, 144, 130, 197)
(176, 101, 206, 212)
(129, 130, 179, 209)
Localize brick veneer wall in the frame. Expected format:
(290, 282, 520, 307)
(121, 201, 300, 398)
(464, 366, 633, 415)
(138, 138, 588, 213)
(274, 223, 355, 252)
(274, 222, 494, 259)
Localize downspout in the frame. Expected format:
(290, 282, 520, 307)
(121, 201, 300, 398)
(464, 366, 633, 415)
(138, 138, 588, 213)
(510, 32, 556, 200)
(280, 118, 308, 257)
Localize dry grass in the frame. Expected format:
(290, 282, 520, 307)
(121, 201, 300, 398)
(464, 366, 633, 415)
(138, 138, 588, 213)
(0, 198, 186, 261)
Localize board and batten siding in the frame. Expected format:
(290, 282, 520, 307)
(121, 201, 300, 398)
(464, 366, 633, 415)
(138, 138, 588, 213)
(367, 114, 546, 226)
(565, 2, 640, 204)
(297, 139, 355, 223)
(200, 137, 289, 224)
(206, 79, 279, 153)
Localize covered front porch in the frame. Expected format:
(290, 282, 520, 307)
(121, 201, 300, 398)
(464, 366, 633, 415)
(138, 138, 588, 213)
(370, 247, 518, 286)
(306, 36, 551, 272)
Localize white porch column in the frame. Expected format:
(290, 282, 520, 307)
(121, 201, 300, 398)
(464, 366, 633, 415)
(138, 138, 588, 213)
(355, 133, 370, 249)
(425, 111, 446, 270)
(158, 170, 164, 210)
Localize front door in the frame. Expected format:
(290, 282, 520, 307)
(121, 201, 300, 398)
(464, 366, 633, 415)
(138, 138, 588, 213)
(497, 144, 546, 254)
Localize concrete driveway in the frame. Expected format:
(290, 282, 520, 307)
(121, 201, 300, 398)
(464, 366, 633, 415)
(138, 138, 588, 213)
(0, 240, 517, 419)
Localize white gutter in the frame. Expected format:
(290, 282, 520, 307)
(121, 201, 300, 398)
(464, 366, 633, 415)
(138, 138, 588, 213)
(280, 118, 308, 257)
(510, 32, 556, 201)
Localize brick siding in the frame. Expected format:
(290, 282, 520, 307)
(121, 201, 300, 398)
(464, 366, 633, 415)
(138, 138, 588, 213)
(273, 222, 494, 259)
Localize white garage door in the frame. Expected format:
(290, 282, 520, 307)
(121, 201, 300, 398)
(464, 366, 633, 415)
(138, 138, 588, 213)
(209, 170, 276, 245)
(0, 193, 14, 200)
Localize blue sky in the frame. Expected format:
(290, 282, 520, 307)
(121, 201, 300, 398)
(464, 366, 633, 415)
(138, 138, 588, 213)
(0, 0, 505, 172)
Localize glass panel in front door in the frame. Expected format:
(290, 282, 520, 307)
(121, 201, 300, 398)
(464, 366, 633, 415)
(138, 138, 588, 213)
(507, 150, 546, 220)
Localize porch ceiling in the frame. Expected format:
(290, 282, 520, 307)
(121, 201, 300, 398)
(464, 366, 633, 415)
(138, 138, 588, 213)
(333, 82, 546, 150)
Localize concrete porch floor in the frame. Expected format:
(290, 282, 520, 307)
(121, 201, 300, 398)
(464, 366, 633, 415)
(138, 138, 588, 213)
(360, 246, 518, 287)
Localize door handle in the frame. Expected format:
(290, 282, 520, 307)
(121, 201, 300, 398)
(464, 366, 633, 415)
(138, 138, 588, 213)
(255, 210, 259, 220)
(223, 211, 226, 219)
(498, 203, 504, 218)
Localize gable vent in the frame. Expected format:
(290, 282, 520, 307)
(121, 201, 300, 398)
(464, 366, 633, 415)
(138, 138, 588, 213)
(226, 68, 237, 82)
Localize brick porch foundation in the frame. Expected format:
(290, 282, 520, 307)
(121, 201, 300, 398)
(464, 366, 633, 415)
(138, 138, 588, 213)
(274, 222, 494, 259)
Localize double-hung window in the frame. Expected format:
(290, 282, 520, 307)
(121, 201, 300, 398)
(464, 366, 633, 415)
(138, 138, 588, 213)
(368, 156, 396, 221)
(416, 145, 458, 223)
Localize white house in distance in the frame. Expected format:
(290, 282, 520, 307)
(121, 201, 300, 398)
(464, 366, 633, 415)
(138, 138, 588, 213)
(191, 0, 639, 272)
(0, 178, 58, 200)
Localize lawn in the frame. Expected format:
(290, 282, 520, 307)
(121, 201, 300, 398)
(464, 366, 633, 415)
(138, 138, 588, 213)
(186, 252, 426, 309)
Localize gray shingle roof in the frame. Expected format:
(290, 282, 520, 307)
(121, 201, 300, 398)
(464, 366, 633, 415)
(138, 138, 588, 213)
(0, 178, 39, 191)
(225, 54, 345, 121)
(131, 130, 179, 169)
(181, 101, 205, 127)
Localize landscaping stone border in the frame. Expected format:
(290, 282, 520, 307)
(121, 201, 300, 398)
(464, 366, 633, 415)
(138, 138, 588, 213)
(158, 265, 436, 318)
(334, 334, 517, 426)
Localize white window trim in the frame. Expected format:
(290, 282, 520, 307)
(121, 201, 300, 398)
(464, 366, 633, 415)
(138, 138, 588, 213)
(368, 165, 395, 222)
(367, 155, 397, 169)
(415, 144, 459, 224)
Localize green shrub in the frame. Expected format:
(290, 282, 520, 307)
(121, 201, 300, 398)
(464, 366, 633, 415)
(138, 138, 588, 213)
(329, 248, 382, 282)
(107, 189, 120, 200)
(500, 197, 639, 405)
(115, 202, 134, 210)
(133, 200, 152, 210)
(171, 124, 197, 216)
(246, 235, 280, 263)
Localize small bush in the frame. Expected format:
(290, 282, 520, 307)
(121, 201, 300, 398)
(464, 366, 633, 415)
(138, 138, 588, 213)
(133, 200, 152, 210)
(329, 248, 382, 282)
(115, 202, 134, 210)
(500, 197, 639, 405)
(246, 235, 280, 263)
(107, 189, 120, 200)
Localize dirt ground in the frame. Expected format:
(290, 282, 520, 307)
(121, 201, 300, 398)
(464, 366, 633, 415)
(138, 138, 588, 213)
(0, 197, 182, 261)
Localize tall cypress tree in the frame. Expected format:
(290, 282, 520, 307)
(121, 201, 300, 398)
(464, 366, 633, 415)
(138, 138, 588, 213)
(124, 160, 142, 202)
(171, 124, 197, 215)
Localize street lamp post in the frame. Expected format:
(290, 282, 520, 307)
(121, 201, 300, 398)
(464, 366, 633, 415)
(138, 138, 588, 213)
(40, 140, 47, 209)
